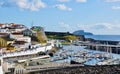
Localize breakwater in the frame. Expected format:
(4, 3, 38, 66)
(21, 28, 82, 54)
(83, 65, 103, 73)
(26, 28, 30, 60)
(78, 35, 120, 54)
(83, 40, 120, 54)
(29, 65, 120, 74)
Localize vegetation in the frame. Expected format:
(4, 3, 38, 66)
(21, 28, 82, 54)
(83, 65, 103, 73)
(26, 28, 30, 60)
(46, 34, 78, 45)
(64, 35, 78, 42)
(36, 31, 47, 44)
(46, 35, 65, 40)
(47, 35, 77, 40)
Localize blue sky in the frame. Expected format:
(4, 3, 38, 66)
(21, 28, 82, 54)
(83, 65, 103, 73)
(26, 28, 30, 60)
(0, 0, 120, 35)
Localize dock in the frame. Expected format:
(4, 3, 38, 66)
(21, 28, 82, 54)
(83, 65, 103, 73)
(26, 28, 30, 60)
(80, 42, 120, 47)
(79, 41, 120, 54)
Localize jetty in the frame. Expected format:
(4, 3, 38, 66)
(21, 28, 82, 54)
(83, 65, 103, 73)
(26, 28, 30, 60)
(80, 41, 120, 47)
(78, 41, 120, 54)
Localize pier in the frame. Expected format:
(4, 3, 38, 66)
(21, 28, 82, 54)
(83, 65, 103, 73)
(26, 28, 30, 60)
(80, 41, 120, 47)
(79, 41, 120, 54)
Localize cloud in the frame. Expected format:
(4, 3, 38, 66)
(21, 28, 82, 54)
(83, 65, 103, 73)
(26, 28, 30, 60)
(77, 23, 120, 30)
(54, 4, 72, 11)
(104, 0, 120, 10)
(0, 0, 14, 7)
(90, 23, 117, 30)
(91, 23, 120, 34)
(112, 6, 120, 10)
(105, 0, 120, 2)
(0, 0, 46, 11)
(91, 23, 113, 30)
(76, 23, 120, 34)
(76, 0, 87, 3)
(0, 2, 8, 7)
(59, 22, 72, 31)
(13, 0, 46, 11)
(77, 24, 87, 30)
(57, 0, 70, 2)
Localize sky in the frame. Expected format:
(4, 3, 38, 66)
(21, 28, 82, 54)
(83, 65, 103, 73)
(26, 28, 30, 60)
(0, 0, 120, 35)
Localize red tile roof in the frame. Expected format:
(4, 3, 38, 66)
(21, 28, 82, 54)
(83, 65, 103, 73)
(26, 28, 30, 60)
(0, 24, 4, 27)
(11, 24, 16, 27)
(14, 41, 27, 45)
(11, 33, 22, 35)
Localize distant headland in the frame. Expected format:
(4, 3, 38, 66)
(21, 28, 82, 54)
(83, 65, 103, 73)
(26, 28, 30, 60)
(73, 30, 93, 35)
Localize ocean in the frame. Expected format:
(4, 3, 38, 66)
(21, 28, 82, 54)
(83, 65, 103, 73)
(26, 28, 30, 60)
(85, 35, 120, 41)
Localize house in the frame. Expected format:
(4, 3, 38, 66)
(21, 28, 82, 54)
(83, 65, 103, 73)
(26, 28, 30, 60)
(12, 24, 27, 32)
(10, 33, 23, 40)
(0, 37, 14, 47)
(13, 41, 30, 49)
(22, 29, 36, 37)
(1, 27, 15, 33)
(0, 29, 9, 33)
(10, 33, 31, 43)
(0, 24, 5, 28)
(16, 36, 31, 43)
(0, 33, 8, 37)
(0, 23, 27, 33)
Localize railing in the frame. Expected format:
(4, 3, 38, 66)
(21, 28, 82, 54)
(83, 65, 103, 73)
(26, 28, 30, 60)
(81, 42, 120, 47)
(3, 44, 53, 58)
(25, 63, 83, 72)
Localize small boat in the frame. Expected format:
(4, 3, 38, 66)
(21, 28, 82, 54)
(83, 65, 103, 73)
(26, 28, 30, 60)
(70, 60, 81, 64)
(70, 57, 88, 64)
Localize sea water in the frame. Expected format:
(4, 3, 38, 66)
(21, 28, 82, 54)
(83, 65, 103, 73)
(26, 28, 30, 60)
(85, 35, 120, 41)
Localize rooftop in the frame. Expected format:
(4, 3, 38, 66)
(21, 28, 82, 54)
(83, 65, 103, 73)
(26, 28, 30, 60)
(11, 33, 22, 35)
(14, 41, 27, 45)
(0, 24, 4, 27)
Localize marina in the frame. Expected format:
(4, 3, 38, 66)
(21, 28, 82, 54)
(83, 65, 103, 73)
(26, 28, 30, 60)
(1, 0, 120, 73)
(1, 39, 120, 74)
(52, 45, 120, 65)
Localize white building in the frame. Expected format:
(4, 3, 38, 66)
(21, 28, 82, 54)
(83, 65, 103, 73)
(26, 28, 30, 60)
(13, 41, 31, 49)
(10, 33, 23, 39)
(15, 36, 31, 43)
(0, 33, 8, 37)
(10, 33, 31, 43)
(0, 29, 9, 33)
(0, 24, 5, 28)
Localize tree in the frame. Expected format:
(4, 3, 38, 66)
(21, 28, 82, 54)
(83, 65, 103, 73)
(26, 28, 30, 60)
(64, 35, 78, 42)
(36, 31, 47, 43)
